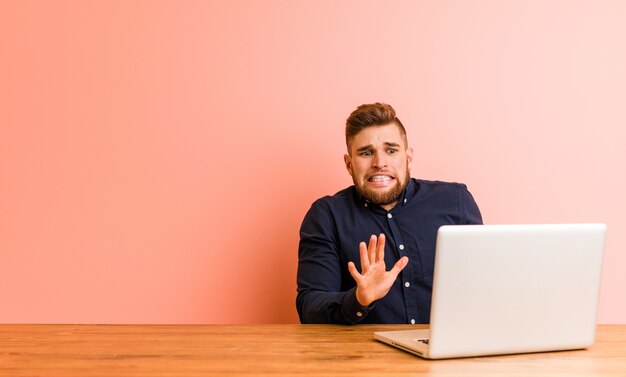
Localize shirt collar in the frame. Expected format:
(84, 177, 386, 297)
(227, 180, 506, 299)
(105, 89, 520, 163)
(398, 178, 417, 207)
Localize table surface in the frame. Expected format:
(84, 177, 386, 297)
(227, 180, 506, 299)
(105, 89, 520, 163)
(1, 324, 626, 376)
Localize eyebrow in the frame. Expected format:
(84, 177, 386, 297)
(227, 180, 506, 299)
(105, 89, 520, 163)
(355, 142, 401, 153)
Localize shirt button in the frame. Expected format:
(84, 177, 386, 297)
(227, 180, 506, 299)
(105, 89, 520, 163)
(387, 213, 392, 219)
(404, 198, 407, 203)
(404, 282, 410, 288)
(399, 244, 405, 250)
(356, 311, 363, 317)
(364, 203, 368, 208)
(411, 319, 416, 325)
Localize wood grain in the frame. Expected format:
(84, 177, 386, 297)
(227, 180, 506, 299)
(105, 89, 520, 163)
(1, 324, 625, 376)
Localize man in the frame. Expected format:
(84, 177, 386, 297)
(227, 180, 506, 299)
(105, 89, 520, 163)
(296, 103, 483, 324)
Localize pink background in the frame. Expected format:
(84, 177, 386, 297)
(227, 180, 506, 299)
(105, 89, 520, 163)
(1, 1, 625, 324)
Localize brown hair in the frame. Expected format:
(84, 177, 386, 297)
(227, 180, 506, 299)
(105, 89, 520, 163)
(345, 103, 407, 150)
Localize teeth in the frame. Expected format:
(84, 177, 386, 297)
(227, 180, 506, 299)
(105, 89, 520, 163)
(369, 175, 391, 182)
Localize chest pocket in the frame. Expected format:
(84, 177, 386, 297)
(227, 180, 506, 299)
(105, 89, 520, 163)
(415, 239, 437, 287)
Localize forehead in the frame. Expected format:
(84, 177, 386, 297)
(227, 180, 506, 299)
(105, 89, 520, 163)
(348, 123, 406, 151)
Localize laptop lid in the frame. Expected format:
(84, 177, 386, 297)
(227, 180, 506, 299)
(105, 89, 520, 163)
(375, 223, 606, 359)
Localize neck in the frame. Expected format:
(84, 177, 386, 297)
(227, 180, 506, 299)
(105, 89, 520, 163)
(381, 201, 398, 211)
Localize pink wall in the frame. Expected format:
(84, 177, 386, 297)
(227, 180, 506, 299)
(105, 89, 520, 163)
(1, 1, 625, 324)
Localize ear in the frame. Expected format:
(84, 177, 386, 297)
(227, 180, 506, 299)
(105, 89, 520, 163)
(406, 147, 414, 171)
(344, 154, 353, 176)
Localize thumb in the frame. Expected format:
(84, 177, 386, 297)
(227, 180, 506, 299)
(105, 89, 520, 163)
(390, 256, 409, 276)
(347, 261, 362, 282)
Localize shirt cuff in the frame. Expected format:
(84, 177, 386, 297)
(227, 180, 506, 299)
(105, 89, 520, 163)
(342, 286, 375, 324)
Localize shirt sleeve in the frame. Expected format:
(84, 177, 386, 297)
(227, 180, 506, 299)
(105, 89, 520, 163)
(296, 199, 372, 324)
(459, 184, 483, 225)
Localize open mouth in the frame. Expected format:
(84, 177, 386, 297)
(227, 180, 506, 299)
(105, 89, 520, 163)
(367, 174, 395, 186)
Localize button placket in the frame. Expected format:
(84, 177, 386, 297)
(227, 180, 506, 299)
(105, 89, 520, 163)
(384, 209, 416, 324)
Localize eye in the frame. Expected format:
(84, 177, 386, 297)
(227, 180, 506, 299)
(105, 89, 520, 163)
(359, 150, 373, 156)
(387, 149, 398, 154)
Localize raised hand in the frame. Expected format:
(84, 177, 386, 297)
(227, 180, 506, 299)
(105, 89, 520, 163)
(347, 233, 409, 307)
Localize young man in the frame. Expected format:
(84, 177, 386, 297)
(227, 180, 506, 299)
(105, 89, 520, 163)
(296, 103, 482, 324)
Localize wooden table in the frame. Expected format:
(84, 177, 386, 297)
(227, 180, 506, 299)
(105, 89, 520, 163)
(1, 324, 625, 376)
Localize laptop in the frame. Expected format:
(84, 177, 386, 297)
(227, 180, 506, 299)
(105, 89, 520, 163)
(375, 223, 606, 359)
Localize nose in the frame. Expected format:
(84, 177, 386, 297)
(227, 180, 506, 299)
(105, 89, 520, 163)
(372, 152, 388, 169)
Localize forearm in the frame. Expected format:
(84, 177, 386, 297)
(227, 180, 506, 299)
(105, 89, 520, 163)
(296, 286, 372, 324)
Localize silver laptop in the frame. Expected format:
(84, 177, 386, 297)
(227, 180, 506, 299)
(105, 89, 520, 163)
(375, 223, 606, 359)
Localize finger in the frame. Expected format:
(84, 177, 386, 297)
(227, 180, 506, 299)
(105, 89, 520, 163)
(390, 256, 409, 276)
(347, 261, 362, 283)
(368, 234, 377, 265)
(376, 233, 386, 263)
(358, 242, 370, 271)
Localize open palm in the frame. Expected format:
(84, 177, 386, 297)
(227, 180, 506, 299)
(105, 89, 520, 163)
(347, 233, 409, 307)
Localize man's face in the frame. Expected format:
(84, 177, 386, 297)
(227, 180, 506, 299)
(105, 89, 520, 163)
(344, 123, 413, 210)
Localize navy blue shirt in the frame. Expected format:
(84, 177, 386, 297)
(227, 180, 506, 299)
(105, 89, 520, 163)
(296, 178, 483, 324)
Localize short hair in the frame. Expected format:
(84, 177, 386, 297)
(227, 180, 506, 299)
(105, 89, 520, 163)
(345, 102, 407, 151)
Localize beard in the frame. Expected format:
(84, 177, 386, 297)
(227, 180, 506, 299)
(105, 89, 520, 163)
(353, 168, 410, 207)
